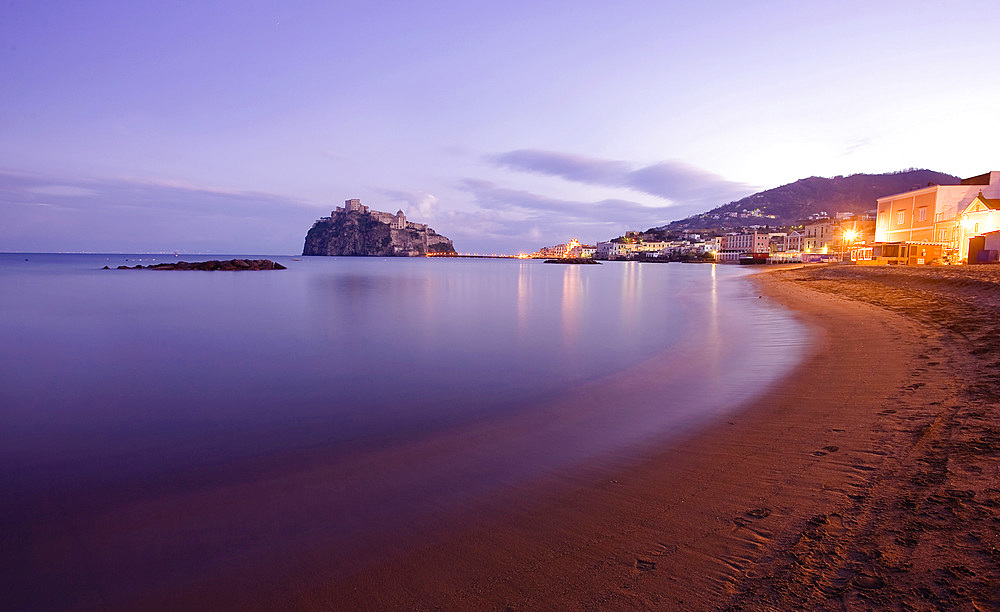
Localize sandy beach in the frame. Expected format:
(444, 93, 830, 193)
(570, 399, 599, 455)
(276, 264, 1000, 610)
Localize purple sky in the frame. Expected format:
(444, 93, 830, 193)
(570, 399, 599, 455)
(2, 1, 998, 254)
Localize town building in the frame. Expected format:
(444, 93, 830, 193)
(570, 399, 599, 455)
(947, 192, 1000, 262)
(720, 231, 770, 254)
(875, 171, 1000, 244)
(784, 230, 804, 252)
(969, 229, 1000, 264)
(714, 251, 741, 263)
(803, 218, 835, 253)
(595, 241, 615, 259)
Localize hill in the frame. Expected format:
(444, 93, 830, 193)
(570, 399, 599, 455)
(661, 169, 960, 232)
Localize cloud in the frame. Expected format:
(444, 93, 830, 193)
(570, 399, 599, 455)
(491, 150, 630, 185)
(489, 149, 753, 206)
(25, 185, 99, 197)
(458, 178, 677, 224)
(842, 137, 872, 156)
(0, 170, 320, 254)
(448, 178, 688, 253)
(374, 188, 439, 219)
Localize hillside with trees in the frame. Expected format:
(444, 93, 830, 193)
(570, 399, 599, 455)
(660, 169, 960, 232)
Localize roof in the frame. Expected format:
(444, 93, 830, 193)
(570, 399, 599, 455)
(973, 192, 1000, 210)
(961, 172, 991, 186)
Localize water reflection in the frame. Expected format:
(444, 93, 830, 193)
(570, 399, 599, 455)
(620, 261, 642, 332)
(706, 263, 721, 379)
(0, 255, 810, 609)
(560, 265, 582, 349)
(517, 262, 531, 338)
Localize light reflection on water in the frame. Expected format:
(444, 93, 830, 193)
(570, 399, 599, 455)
(0, 254, 806, 488)
(0, 253, 807, 607)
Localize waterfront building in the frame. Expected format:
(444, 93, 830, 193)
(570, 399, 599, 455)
(969, 229, 1000, 264)
(875, 171, 1000, 244)
(784, 231, 804, 252)
(595, 240, 639, 260)
(803, 219, 835, 253)
(949, 192, 1000, 262)
(595, 241, 615, 259)
(721, 231, 770, 254)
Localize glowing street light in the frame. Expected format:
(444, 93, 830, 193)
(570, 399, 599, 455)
(840, 227, 859, 261)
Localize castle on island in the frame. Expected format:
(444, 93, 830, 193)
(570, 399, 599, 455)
(304, 198, 455, 257)
(332, 198, 428, 232)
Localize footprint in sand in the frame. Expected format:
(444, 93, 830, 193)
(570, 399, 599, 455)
(635, 559, 656, 571)
(850, 573, 885, 590)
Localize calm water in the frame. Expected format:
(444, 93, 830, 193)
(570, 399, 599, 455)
(0, 253, 807, 607)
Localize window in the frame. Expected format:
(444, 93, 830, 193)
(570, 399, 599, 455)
(917, 207, 927, 222)
(896, 210, 905, 225)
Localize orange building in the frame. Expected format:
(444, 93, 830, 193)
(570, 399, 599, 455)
(875, 171, 1000, 245)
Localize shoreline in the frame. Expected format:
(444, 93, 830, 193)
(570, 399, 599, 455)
(273, 265, 998, 610)
(14, 263, 998, 609)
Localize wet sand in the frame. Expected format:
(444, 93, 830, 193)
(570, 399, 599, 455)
(284, 264, 1000, 610)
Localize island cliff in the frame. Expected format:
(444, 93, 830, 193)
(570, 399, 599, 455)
(303, 199, 456, 257)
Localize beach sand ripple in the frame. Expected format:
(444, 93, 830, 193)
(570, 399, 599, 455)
(723, 265, 1000, 611)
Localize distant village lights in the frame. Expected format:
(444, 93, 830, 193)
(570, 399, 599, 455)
(439, 171, 1000, 265)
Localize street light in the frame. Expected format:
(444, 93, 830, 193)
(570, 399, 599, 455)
(841, 228, 859, 262)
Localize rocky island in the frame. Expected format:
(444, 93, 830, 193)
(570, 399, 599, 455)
(303, 199, 456, 257)
(109, 259, 286, 271)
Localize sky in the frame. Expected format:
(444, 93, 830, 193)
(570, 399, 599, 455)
(2, 0, 999, 255)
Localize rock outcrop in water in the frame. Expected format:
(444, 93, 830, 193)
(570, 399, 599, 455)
(109, 259, 286, 271)
(302, 198, 455, 257)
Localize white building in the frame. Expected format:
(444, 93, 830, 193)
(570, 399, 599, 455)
(784, 230, 804, 252)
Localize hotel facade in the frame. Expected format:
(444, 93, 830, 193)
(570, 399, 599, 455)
(875, 171, 1000, 261)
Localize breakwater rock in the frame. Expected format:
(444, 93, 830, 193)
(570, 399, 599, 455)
(543, 258, 601, 264)
(108, 259, 287, 271)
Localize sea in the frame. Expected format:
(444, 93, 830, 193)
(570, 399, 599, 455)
(0, 253, 808, 607)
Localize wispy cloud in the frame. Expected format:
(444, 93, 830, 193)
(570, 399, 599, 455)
(0, 170, 319, 253)
(451, 178, 685, 252)
(489, 149, 753, 206)
(374, 188, 439, 219)
(459, 179, 676, 224)
(24, 185, 100, 197)
(842, 137, 872, 157)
